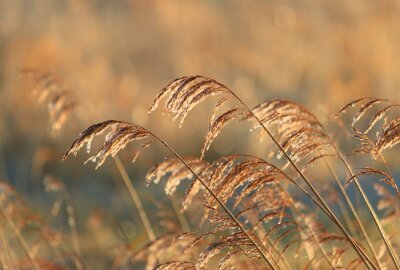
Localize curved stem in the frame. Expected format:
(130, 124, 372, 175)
(149, 132, 279, 270)
(241, 154, 374, 269)
(274, 165, 374, 269)
(323, 158, 383, 269)
(326, 123, 399, 267)
(113, 156, 156, 242)
(229, 92, 377, 269)
(331, 146, 400, 269)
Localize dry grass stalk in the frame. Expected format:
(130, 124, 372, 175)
(335, 97, 400, 268)
(150, 76, 378, 269)
(201, 108, 248, 159)
(61, 75, 400, 269)
(146, 157, 209, 198)
(346, 167, 400, 199)
(25, 71, 161, 244)
(63, 120, 152, 167)
(63, 121, 278, 269)
(146, 154, 367, 269)
(337, 97, 400, 159)
(113, 156, 156, 242)
(149, 76, 232, 127)
(246, 100, 335, 171)
(21, 68, 77, 133)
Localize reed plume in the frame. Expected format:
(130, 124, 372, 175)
(150, 75, 379, 269)
(336, 97, 400, 160)
(335, 97, 400, 268)
(346, 168, 399, 198)
(21, 68, 77, 132)
(63, 121, 278, 269)
(61, 76, 400, 269)
(145, 154, 370, 269)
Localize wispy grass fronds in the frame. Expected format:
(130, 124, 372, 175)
(21, 67, 77, 132)
(64, 121, 278, 269)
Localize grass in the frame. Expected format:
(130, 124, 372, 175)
(1, 69, 400, 269)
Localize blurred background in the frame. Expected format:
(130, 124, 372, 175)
(0, 0, 400, 268)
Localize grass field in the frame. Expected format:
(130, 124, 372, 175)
(0, 1, 399, 269)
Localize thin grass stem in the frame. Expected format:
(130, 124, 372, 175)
(149, 132, 279, 270)
(322, 158, 383, 269)
(113, 156, 156, 242)
(228, 92, 377, 269)
(330, 147, 400, 269)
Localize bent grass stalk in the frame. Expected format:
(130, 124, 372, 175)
(63, 121, 279, 269)
(61, 75, 400, 268)
(335, 196, 358, 235)
(322, 122, 399, 268)
(148, 77, 377, 268)
(113, 156, 156, 242)
(333, 99, 400, 267)
(268, 161, 375, 269)
(322, 158, 383, 269)
(148, 132, 279, 270)
(238, 153, 362, 269)
(228, 92, 377, 269)
(332, 146, 400, 269)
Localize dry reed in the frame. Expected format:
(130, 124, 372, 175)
(58, 76, 400, 269)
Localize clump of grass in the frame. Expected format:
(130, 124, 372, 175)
(8, 72, 400, 269)
(63, 76, 400, 269)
